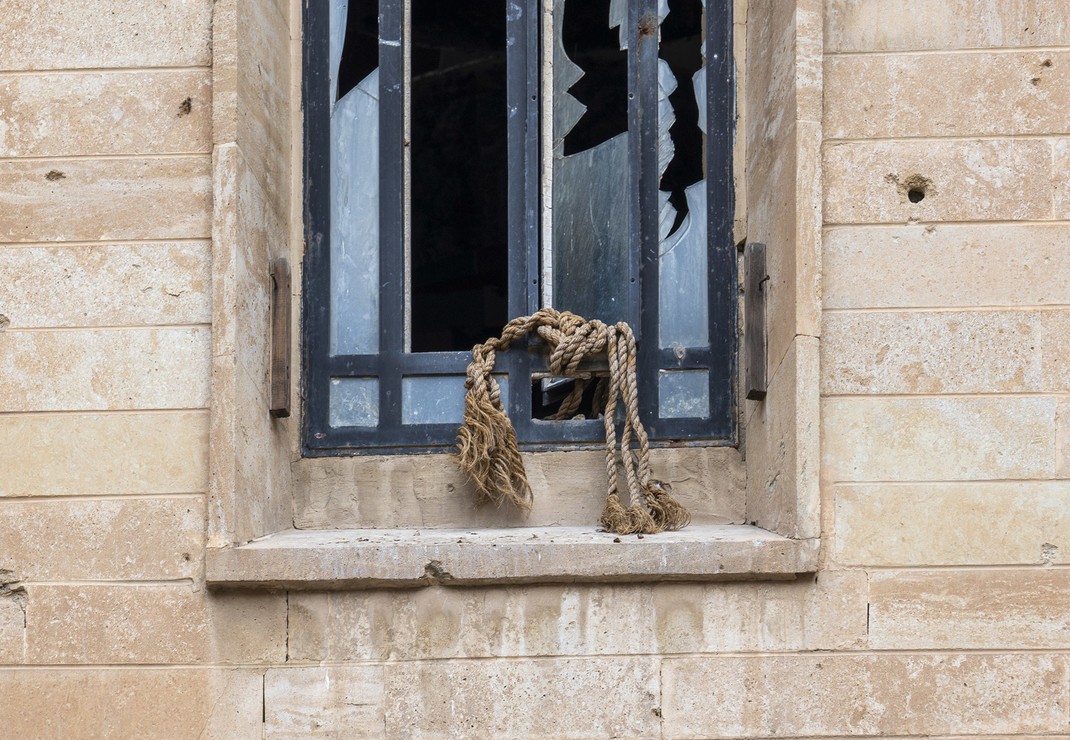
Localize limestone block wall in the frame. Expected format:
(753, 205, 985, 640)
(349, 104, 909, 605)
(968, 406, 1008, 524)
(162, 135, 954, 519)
(0, 0, 1068, 737)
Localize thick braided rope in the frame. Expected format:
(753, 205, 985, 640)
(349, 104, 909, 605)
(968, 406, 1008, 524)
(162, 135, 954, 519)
(456, 307, 691, 535)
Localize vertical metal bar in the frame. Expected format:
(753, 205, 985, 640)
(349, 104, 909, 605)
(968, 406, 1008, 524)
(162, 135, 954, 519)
(706, 0, 736, 437)
(378, 0, 405, 430)
(636, 0, 660, 428)
(505, 0, 540, 437)
(302, 0, 333, 448)
(402, 0, 413, 353)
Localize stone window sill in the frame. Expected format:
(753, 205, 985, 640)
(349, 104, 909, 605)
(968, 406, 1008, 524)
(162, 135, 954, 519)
(205, 525, 819, 589)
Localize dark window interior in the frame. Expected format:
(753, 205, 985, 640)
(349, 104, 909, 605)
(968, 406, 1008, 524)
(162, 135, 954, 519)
(409, 1, 509, 352)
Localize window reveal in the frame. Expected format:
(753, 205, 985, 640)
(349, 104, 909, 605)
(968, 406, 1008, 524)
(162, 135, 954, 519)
(303, 0, 735, 453)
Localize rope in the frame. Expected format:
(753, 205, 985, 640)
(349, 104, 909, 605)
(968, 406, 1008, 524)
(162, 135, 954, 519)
(456, 307, 691, 535)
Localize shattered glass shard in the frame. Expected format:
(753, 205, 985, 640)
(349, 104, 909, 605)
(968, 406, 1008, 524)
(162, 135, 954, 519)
(658, 0, 705, 237)
(659, 182, 709, 348)
(551, 0, 631, 325)
(559, 0, 628, 155)
(330, 0, 380, 355)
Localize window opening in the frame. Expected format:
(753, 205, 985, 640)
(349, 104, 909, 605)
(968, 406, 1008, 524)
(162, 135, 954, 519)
(304, 0, 735, 454)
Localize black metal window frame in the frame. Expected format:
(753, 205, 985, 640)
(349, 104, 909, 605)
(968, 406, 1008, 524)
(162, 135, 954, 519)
(302, 0, 736, 456)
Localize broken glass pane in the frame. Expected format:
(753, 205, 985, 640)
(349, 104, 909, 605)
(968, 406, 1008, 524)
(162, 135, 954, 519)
(402, 375, 509, 425)
(657, 0, 709, 350)
(550, 0, 630, 326)
(409, 1, 509, 352)
(330, 0, 380, 356)
(329, 377, 379, 427)
(658, 369, 709, 418)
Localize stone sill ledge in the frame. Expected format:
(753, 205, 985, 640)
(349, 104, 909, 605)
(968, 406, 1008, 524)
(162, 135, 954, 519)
(205, 525, 819, 589)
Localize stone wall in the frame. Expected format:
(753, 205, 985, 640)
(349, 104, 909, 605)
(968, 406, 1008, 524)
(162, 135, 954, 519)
(1, 0, 1069, 736)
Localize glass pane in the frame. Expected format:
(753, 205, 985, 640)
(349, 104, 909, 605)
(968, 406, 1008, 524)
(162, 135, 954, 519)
(330, 0, 380, 355)
(550, 0, 630, 325)
(329, 377, 379, 427)
(402, 376, 465, 425)
(657, 0, 709, 349)
(409, 1, 509, 352)
(402, 375, 509, 425)
(659, 369, 709, 419)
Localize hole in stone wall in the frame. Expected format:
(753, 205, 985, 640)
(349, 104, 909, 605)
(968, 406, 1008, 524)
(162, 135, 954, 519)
(887, 172, 934, 205)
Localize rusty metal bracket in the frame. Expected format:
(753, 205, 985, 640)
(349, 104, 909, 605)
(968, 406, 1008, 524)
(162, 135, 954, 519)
(744, 242, 768, 401)
(269, 258, 292, 418)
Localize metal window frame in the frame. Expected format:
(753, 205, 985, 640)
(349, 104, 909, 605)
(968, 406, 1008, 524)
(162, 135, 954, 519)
(302, 0, 736, 456)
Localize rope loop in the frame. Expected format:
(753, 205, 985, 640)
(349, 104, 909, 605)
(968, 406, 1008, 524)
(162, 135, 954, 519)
(456, 307, 691, 535)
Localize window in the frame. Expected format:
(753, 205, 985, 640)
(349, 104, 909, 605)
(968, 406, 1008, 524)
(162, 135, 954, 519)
(302, 0, 735, 454)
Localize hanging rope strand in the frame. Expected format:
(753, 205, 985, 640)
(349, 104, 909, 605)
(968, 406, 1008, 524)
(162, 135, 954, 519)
(456, 307, 691, 535)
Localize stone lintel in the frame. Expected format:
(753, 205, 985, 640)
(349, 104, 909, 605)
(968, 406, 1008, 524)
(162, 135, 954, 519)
(206, 524, 818, 589)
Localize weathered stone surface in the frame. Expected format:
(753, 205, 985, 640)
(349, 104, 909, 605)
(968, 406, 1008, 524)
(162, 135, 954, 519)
(293, 446, 745, 530)
(823, 224, 1070, 309)
(208, 592, 290, 666)
(0, 580, 25, 664)
(288, 571, 867, 662)
(794, 117, 823, 340)
(0, 497, 203, 581)
(1041, 311, 1070, 392)
(265, 666, 385, 738)
(1055, 138, 1070, 219)
(211, 0, 238, 145)
(825, 0, 1070, 52)
(384, 657, 661, 738)
(236, 0, 291, 216)
(0, 668, 262, 739)
(745, 0, 802, 375)
(826, 51, 1070, 139)
(0, 0, 212, 71)
(0, 70, 211, 157)
(231, 356, 293, 544)
(24, 585, 285, 664)
(822, 396, 1056, 482)
(745, 337, 821, 539)
(209, 141, 293, 548)
(822, 310, 1060, 395)
(739, 0, 822, 547)
(207, 525, 819, 589)
(1059, 398, 1070, 478)
(833, 481, 1070, 566)
(0, 242, 211, 328)
(0, 327, 210, 411)
(662, 654, 1068, 737)
(824, 139, 1053, 224)
(0, 156, 211, 242)
(0, 411, 208, 496)
(796, 0, 824, 126)
(870, 570, 1070, 649)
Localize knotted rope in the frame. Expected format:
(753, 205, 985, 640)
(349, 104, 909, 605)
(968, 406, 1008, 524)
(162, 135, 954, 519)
(456, 307, 691, 535)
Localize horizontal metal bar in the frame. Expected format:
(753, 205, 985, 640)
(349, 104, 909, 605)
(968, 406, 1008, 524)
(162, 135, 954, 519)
(328, 351, 472, 376)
